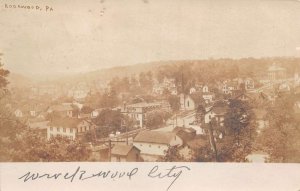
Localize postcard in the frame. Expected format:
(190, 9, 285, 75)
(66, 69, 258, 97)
(1, 0, 300, 190)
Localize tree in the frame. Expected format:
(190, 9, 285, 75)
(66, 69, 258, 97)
(139, 71, 153, 93)
(158, 145, 185, 162)
(145, 110, 171, 129)
(168, 95, 180, 112)
(10, 131, 91, 162)
(0, 53, 9, 91)
(257, 94, 300, 162)
(220, 99, 256, 161)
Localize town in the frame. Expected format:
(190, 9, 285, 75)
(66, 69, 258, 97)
(1, 57, 300, 162)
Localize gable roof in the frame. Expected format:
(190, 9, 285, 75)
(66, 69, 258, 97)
(111, 144, 140, 156)
(49, 117, 81, 128)
(134, 130, 176, 145)
(172, 127, 196, 144)
(127, 102, 161, 108)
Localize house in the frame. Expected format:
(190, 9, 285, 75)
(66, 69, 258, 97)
(180, 93, 204, 110)
(47, 118, 80, 140)
(27, 118, 49, 138)
(14, 109, 23, 118)
(77, 119, 97, 134)
(189, 87, 196, 94)
(202, 92, 215, 103)
(68, 84, 90, 101)
(204, 101, 228, 126)
(133, 130, 183, 161)
(47, 104, 74, 118)
(78, 106, 94, 119)
(121, 102, 162, 127)
(202, 85, 209, 93)
(245, 78, 255, 90)
(17, 103, 48, 118)
(180, 94, 195, 110)
(278, 82, 291, 93)
(152, 83, 164, 95)
(111, 144, 141, 162)
(172, 127, 196, 144)
(91, 108, 106, 118)
(221, 81, 239, 95)
(152, 77, 177, 95)
(169, 87, 178, 95)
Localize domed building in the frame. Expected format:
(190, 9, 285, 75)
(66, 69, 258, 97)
(267, 63, 286, 81)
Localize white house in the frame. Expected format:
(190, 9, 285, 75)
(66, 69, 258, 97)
(204, 103, 228, 126)
(14, 109, 23, 118)
(121, 102, 162, 127)
(189, 87, 196, 94)
(133, 130, 183, 161)
(245, 78, 255, 90)
(77, 119, 97, 134)
(202, 92, 214, 103)
(180, 94, 196, 110)
(202, 85, 209, 93)
(47, 118, 80, 140)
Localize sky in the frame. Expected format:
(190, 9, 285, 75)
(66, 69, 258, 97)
(1, 0, 300, 78)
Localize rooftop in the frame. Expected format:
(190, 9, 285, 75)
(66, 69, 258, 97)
(134, 130, 176, 145)
(111, 144, 140, 156)
(49, 117, 81, 128)
(127, 102, 161, 108)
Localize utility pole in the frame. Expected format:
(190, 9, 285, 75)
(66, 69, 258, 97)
(126, 124, 128, 145)
(108, 139, 111, 162)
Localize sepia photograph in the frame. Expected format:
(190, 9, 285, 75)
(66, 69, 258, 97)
(1, 0, 300, 164)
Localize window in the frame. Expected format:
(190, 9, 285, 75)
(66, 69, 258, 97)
(70, 128, 73, 133)
(158, 145, 160, 148)
(149, 144, 151, 148)
(57, 127, 60, 132)
(50, 127, 53, 131)
(63, 128, 66, 133)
